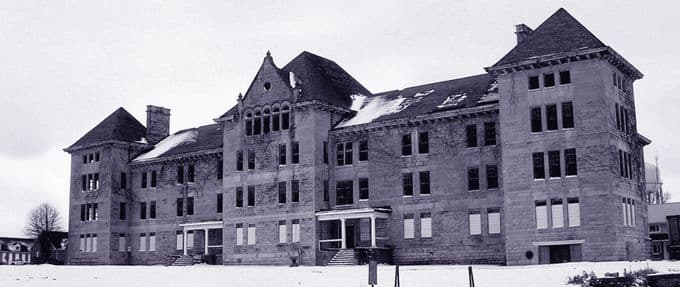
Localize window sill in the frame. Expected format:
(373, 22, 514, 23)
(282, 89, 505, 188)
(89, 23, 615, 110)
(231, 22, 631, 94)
(565, 175, 578, 178)
(402, 195, 413, 198)
(467, 189, 480, 193)
(419, 193, 431, 197)
(359, 199, 369, 202)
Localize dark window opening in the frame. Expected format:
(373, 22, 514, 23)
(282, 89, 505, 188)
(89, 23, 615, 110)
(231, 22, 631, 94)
(533, 152, 545, 179)
(544, 73, 555, 87)
(466, 125, 478, 147)
(141, 172, 148, 188)
(562, 102, 574, 129)
(402, 134, 412, 156)
(119, 202, 126, 220)
(140, 202, 147, 219)
(484, 122, 496, 146)
(150, 170, 157, 188)
(187, 165, 195, 183)
(531, 107, 542, 132)
(468, 167, 479, 191)
(177, 165, 184, 184)
(245, 117, 253, 136)
(323, 141, 329, 164)
(263, 109, 270, 134)
(323, 180, 329, 203)
(548, 150, 561, 178)
(292, 142, 300, 164)
(253, 111, 262, 135)
(176, 198, 184, 216)
(419, 171, 430, 195)
(486, 165, 499, 189)
(278, 182, 286, 204)
(359, 140, 368, 161)
(236, 187, 243, 208)
(281, 106, 290, 130)
(418, 132, 429, 154)
(359, 178, 369, 200)
(291, 180, 300, 203)
(529, 76, 540, 90)
(216, 194, 223, 213)
(272, 107, 280, 132)
(546, 104, 558, 130)
(336, 143, 344, 166)
(559, 70, 571, 85)
(217, 160, 223, 179)
(120, 172, 127, 190)
(565, 149, 577, 176)
(187, 196, 194, 215)
(247, 186, 255, 207)
(236, 150, 244, 171)
(247, 149, 255, 170)
(279, 144, 287, 165)
(344, 142, 353, 165)
(336, 180, 353, 205)
(149, 201, 156, 219)
(402, 173, 413, 196)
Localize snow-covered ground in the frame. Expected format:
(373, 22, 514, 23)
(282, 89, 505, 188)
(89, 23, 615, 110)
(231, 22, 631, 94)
(1, 261, 678, 287)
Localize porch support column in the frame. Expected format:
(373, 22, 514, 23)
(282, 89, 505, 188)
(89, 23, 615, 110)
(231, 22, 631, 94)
(183, 230, 188, 256)
(370, 216, 377, 248)
(204, 228, 209, 255)
(340, 218, 347, 249)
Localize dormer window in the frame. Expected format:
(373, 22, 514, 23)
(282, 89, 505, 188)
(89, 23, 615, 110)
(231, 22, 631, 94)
(245, 112, 253, 136)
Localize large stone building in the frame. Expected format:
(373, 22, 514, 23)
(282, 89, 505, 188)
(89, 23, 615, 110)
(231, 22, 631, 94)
(64, 8, 651, 266)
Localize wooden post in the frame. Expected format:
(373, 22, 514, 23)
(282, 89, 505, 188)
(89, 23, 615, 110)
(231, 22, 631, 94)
(394, 264, 400, 287)
(468, 266, 475, 287)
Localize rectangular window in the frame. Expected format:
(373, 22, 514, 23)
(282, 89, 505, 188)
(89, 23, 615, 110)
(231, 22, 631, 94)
(615, 103, 622, 131)
(278, 182, 286, 204)
(149, 201, 156, 219)
(467, 167, 479, 191)
(176, 198, 183, 216)
(279, 144, 287, 165)
(418, 132, 429, 154)
(82, 155, 87, 164)
(141, 172, 148, 188)
(562, 102, 574, 129)
(236, 187, 243, 208)
(530, 107, 542, 132)
(95, 152, 100, 162)
(486, 165, 499, 189)
(359, 178, 369, 200)
(358, 140, 368, 161)
(567, 198, 580, 227)
(402, 173, 413, 196)
(323, 141, 329, 164)
(528, 75, 539, 90)
(235, 224, 243, 246)
(466, 124, 477, 147)
(548, 150, 561, 178)
(273, 110, 280, 131)
(619, 150, 625, 177)
(292, 219, 300, 243)
(236, 150, 244, 171)
(82, 175, 87, 191)
(403, 214, 414, 239)
(263, 113, 270, 134)
(216, 194, 223, 213)
(80, 204, 86, 221)
(419, 171, 430, 195)
(217, 160, 223, 179)
(187, 196, 194, 215)
(93, 203, 99, 220)
(484, 122, 496, 146)
(336, 143, 344, 166)
(344, 142, 353, 165)
(323, 180, 329, 203)
(79, 235, 85, 252)
(565, 149, 577, 176)
(140, 202, 147, 220)
(292, 142, 299, 164)
(488, 208, 501, 234)
(247, 149, 255, 170)
(139, 233, 146, 251)
(187, 165, 195, 183)
(176, 231, 183, 250)
(119, 202, 126, 220)
(92, 234, 97, 252)
(291, 180, 300, 203)
(247, 186, 255, 207)
(177, 165, 184, 184)
(93, 173, 99, 190)
(336, 180, 354, 205)
(546, 104, 558, 130)
(469, 210, 481, 235)
(120, 172, 127, 190)
(149, 233, 156, 252)
(650, 225, 660, 233)
(631, 199, 636, 227)
(544, 73, 555, 87)
(420, 213, 432, 238)
(402, 134, 412, 156)
(559, 70, 571, 85)
(535, 201, 548, 229)
(118, 234, 126, 252)
(86, 234, 92, 252)
(622, 198, 628, 226)
(247, 224, 256, 245)
(278, 220, 287, 244)
(150, 170, 157, 188)
(187, 231, 194, 248)
(551, 199, 564, 228)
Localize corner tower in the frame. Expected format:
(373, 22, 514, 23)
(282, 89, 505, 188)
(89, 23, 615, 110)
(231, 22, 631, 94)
(486, 8, 649, 265)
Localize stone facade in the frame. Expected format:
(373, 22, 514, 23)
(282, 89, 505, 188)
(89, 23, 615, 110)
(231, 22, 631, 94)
(63, 9, 650, 266)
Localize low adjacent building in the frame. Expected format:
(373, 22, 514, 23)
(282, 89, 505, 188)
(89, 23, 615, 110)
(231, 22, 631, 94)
(0, 237, 34, 264)
(649, 202, 680, 260)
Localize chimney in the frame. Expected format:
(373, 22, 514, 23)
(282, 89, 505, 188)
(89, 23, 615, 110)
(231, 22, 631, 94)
(515, 24, 533, 44)
(146, 105, 171, 145)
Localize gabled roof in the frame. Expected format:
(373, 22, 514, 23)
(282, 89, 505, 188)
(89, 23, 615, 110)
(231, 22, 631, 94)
(335, 73, 496, 128)
(493, 8, 606, 67)
(133, 124, 222, 162)
(648, 203, 680, 224)
(66, 107, 146, 151)
(282, 51, 371, 108)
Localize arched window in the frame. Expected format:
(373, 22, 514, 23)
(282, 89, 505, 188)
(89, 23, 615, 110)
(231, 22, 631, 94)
(263, 108, 271, 134)
(245, 112, 253, 136)
(254, 110, 262, 135)
(272, 106, 280, 132)
(282, 105, 290, 130)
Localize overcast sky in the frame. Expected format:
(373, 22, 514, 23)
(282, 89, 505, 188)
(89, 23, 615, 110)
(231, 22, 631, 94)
(0, 0, 677, 237)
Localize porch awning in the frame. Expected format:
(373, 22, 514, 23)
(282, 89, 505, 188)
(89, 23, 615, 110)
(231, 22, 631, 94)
(179, 220, 223, 231)
(316, 207, 391, 221)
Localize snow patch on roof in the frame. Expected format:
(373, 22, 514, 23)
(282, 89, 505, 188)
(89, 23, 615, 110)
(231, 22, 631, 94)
(478, 93, 499, 104)
(414, 90, 434, 98)
(337, 94, 407, 128)
(133, 129, 198, 161)
(135, 137, 148, 144)
(437, 93, 467, 109)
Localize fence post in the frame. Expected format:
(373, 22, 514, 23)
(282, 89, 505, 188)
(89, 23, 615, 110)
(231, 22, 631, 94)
(394, 264, 400, 287)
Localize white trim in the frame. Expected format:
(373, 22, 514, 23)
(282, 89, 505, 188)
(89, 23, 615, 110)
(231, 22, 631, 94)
(532, 239, 585, 246)
(179, 221, 223, 231)
(316, 208, 391, 221)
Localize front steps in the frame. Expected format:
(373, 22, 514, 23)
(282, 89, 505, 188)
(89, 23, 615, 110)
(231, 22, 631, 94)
(327, 249, 356, 266)
(169, 255, 194, 266)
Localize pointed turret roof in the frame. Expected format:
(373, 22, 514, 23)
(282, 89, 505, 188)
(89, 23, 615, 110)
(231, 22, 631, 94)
(66, 107, 146, 151)
(282, 51, 371, 108)
(493, 8, 606, 66)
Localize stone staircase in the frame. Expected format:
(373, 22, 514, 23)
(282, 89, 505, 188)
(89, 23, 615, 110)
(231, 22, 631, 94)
(327, 249, 356, 266)
(168, 255, 194, 266)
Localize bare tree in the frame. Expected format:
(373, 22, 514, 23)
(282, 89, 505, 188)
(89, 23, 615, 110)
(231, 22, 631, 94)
(24, 203, 63, 237)
(660, 191, 672, 204)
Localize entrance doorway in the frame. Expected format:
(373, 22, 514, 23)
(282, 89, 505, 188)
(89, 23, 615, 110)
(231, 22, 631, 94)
(345, 226, 355, 248)
(549, 245, 571, 263)
(538, 244, 582, 264)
